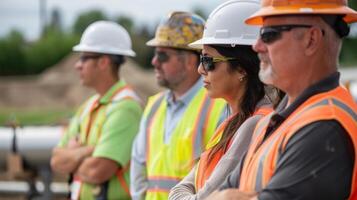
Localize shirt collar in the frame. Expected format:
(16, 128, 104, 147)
(166, 77, 204, 106)
(99, 80, 126, 104)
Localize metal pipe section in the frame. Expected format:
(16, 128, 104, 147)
(0, 127, 13, 169)
(0, 126, 63, 170)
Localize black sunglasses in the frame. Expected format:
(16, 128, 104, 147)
(154, 50, 182, 63)
(79, 54, 102, 62)
(260, 24, 314, 44)
(200, 55, 237, 72)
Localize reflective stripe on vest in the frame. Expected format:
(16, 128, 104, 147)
(144, 88, 226, 199)
(147, 177, 182, 192)
(239, 86, 357, 199)
(195, 106, 273, 190)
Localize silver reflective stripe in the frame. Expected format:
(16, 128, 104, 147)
(253, 114, 272, 141)
(106, 88, 142, 116)
(111, 88, 142, 103)
(332, 98, 357, 121)
(307, 99, 329, 109)
(193, 94, 211, 159)
(255, 132, 281, 191)
(147, 178, 180, 191)
(79, 95, 99, 123)
(144, 94, 165, 129)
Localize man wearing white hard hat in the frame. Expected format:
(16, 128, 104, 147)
(51, 21, 142, 200)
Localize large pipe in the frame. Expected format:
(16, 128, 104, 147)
(0, 126, 63, 170)
(0, 127, 13, 169)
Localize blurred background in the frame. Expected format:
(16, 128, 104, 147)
(0, 0, 356, 199)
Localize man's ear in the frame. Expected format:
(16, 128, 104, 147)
(97, 55, 111, 70)
(305, 27, 324, 56)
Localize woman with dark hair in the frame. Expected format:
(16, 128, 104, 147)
(168, 0, 281, 199)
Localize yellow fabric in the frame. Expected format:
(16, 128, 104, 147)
(145, 88, 226, 200)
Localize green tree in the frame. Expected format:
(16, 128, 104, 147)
(25, 31, 78, 74)
(0, 30, 27, 75)
(73, 10, 108, 35)
(131, 26, 154, 69)
(114, 15, 154, 69)
(341, 37, 357, 66)
(116, 15, 135, 33)
(340, 2, 357, 66)
(192, 6, 208, 19)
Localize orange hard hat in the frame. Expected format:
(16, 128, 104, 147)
(245, 0, 357, 25)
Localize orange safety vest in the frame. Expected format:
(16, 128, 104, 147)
(195, 107, 273, 190)
(73, 84, 140, 199)
(239, 86, 357, 199)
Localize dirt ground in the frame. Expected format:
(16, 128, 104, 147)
(0, 54, 162, 111)
(0, 54, 163, 198)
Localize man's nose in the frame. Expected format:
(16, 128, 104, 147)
(152, 55, 160, 68)
(253, 38, 267, 53)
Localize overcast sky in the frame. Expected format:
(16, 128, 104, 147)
(1, 0, 356, 41)
(0, 0, 225, 41)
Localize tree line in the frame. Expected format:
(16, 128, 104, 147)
(0, 6, 356, 76)
(0, 9, 155, 76)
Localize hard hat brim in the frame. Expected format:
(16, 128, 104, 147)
(189, 37, 257, 49)
(146, 38, 159, 47)
(188, 39, 204, 49)
(245, 5, 357, 25)
(73, 44, 136, 57)
(146, 38, 201, 52)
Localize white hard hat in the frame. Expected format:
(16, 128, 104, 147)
(73, 21, 136, 57)
(189, 0, 260, 49)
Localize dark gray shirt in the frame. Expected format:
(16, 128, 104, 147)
(220, 72, 355, 200)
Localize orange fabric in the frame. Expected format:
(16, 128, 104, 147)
(116, 162, 131, 197)
(239, 86, 357, 199)
(195, 106, 273, 190)
(83, 85, 130, 145)
(245, 0, 357, 25)
(195, 123, 227, 190)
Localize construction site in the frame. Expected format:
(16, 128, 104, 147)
(1, 0, 357, 200)
(0, 53, 161, 199)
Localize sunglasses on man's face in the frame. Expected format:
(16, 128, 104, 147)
(260, 24, 313, 44)
(200, 55, 237, 72)
(154, 50, 182, 63)
(79, 54, 102, 62)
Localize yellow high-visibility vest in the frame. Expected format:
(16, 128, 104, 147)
(144, 88, 226, 200)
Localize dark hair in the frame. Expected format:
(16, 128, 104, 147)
(207, 44, 265, 161)
(107, 54, 125, 74)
